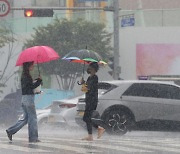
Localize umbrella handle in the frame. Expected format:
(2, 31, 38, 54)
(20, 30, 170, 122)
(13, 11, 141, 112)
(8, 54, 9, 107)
(77, 77, 85, 85)
(37, 62, 40, 76)
(77, 81, 82, 85)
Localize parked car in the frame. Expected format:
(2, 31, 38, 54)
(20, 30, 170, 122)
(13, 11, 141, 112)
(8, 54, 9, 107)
(37, 82, 112, 128)
(37, 95, 84, 128)
(0, 89, 22, 126)
(36, 108, 51, 125)
(76, 80, 180, 135)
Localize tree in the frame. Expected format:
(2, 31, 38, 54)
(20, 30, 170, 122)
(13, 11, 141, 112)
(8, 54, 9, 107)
(24, 18, 112, 90)
(0, 22, 16, 94)
(0, 28, 11, 48)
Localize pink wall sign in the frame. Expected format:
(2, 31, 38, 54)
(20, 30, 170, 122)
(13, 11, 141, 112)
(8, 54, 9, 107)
(136, 44, 180, 77)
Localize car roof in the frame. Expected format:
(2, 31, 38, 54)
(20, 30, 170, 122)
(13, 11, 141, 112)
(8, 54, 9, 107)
(100, 80, 180, 87)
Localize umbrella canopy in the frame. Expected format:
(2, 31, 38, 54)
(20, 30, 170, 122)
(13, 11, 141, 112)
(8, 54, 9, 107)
(62, 49, 106, 85)
(16, 46, 60, 66)
(63, 49, 102, 75)
(82, 58, 98, 63)
(63, 49, 102, 62)
(63, 56, 107, 65)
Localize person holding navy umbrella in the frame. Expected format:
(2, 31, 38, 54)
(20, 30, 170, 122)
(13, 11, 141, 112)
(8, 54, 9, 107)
(81, 62, 105, 141)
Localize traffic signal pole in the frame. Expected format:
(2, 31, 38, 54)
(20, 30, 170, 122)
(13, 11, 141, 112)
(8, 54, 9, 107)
(113, 0, 120, 80)
(11, 7, 104, 11)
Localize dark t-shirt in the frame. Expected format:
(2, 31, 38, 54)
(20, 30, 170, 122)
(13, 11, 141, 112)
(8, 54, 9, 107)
(21, 74, 42, 95)
(85, 75, 98, 110)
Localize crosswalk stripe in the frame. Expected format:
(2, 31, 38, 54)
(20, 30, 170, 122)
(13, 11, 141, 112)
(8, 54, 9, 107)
(119, 138, 180, 143)
(41, 137, 180, 153)
(2, 137, 102, 154)
(42, 137, 85, 142)
(0, 143, 50, 153)
(159, 143, 180, 149)
(32, 142, 102, 154)
(108, 138, 180, 145)
(2, 136, 180, 153)
(41, 137, 152, 153)
(114, 140, 180, 153)
(75, 142, 152, 153)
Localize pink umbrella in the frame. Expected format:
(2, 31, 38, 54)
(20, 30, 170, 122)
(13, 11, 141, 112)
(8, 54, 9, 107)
(16, 46, 60, 75)
(16, 46, 60, 66)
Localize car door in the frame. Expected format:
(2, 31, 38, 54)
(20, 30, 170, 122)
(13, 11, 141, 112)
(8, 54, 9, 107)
(154, 84, 180, 121)
(121, 83, 163, 122)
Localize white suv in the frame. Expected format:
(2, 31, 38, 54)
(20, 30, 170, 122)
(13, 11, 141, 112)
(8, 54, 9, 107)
(76, 80, 180, 135)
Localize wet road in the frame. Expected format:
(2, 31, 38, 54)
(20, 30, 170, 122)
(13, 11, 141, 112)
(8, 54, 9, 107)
(1, 128, 180, 154)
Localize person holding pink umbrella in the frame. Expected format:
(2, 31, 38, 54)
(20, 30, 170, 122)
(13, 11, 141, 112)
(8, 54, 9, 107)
(6, 46, 60, 143)
(6, 61, 42, 142)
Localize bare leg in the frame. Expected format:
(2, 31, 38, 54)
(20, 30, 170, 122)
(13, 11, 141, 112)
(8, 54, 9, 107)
(97, 127, 105, 139)
(82, 122, 93, 141)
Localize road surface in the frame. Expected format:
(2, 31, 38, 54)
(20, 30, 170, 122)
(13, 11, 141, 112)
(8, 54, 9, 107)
(0, 127, 180, 154)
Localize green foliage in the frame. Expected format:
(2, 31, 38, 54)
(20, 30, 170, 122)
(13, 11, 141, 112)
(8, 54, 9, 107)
(0, 28, 15, 48)
(0, 24, 16, 94)
(24, 18, 112, 74)
(24, 18, 112, 90)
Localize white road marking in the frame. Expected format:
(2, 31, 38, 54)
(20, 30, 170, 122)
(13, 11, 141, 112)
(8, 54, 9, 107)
(114, 140, 180, 153)
(37, 137, 180, 153)
(0, 143, 50, 153)
(1, 136, 180, 153)
(32, 142, 102, 154)
(75, 142, 152, 153)
(0, 137, 102, 153)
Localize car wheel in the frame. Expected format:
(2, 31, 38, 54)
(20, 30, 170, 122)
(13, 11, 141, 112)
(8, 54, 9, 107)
(103, 109, 134, 135)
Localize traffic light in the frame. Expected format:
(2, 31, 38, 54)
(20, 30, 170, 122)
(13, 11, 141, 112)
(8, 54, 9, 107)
(24, 10, 34, 17)
(24, 9, 54, 17)
(108, 57, 114, 76)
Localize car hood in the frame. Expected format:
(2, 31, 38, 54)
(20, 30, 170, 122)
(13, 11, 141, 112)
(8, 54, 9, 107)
(53, 95, 85, 105)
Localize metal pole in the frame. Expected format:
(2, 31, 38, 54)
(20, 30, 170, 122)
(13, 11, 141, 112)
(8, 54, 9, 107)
(113, 0, 120, 80)
(11, 7, 104, 10)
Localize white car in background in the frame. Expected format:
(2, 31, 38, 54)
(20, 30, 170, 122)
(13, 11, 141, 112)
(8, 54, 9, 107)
(37, 95, 84, 128)
(36, 109, 51, 125)
(37, 82, 111, 128)
(76, 80, 180, 135)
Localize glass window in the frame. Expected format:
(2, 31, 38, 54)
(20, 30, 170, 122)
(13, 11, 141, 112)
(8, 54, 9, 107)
(98, 82, 117, 95)
(123, 83, 159, 98)
(140, 84, 159, 98)
(156, 84, 180, 100)
(123, 83, 180, 99)
(123, 83, 145, 97)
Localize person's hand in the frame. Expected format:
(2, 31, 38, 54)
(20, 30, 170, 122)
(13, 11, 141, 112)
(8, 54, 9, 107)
(80, 77, 85, 84)
(81, 83, 88, 93)
(38, 76, 42, 80)
(37, 76, 42, 83)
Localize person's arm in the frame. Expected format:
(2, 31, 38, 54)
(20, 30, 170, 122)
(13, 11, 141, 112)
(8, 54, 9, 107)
(87, 76, 98, 95)
(25, 76, 42, 90)
(32, 78, 42, 89)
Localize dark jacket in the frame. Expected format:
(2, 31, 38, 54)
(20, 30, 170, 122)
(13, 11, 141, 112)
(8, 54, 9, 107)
(85, 75, 98, 110)
(21, 74, 42, 95)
